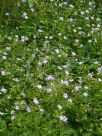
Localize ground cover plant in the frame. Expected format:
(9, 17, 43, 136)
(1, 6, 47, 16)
(0, 0, 102, 136)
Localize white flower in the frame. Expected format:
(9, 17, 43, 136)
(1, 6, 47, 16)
(68, 98, 73, 103)
(47, 88, 52, 93)
(63, 93, 68, 99)
(37, 84, 42, 89)
(58, 33, 62, 36)
(38, 61, 42, 66)
(11, 115, 15, 120)
(59, 17, 64, 21)
(45, 75, 54, 81)
(1, 71, 6, 75)
(72, 52, 76, 56)
(11, 110, 15, 115)
(38, 29, 43, 32)
(85, 17, 89, 20)
(97, 66, 102, 74)
(81, 11, 84, 15)
(83, 92, 88, 97)
(69, 4, 74, 8)
(2, 56, 7, 60)
(98, 78, 101, 82)
(85, 10, 89, 13)
(43, 59, 48, 64)
(57, 104, 62, 110)
(65, 71, 69, 75)
(59, 115, 68, 122)
(88, 73, 93, 78)
(69, 79, 74, 82)
(12, 78, 19, 82)
(6, 47, 11, 51)
(5, 13, 9, 16)
(26, 107, 31, 112)
(69, 18, 73, 22)
(55, 49, 60, 53)
(84, 86, 88, 89)
(63, 36, 67, 39)
(21, 0, 26, 2)
(89, 2, 92, 5)
(33, 98, 39, 104)
(22, 12, 28, 19)
(0, 112, 5, 115)
(15, 106, 20, 110)
(39, 109, 44, 112)
(73, 29, 77, 32)
(80, 44, 83, 48)
(0, 88, 7, 93)
(21, 36, 28, 42)
(30, 8, 34, 12)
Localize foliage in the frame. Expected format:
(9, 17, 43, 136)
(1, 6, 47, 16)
(0, 0, 102, 136)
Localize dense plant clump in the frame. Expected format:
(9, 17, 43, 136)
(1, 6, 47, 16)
(0, 0, 102, 135)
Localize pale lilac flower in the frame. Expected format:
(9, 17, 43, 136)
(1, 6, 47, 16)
(0, 112, 5, 115)
(74, 85, 81, 91)
(43, 59, 48, 64)
(33, 98, 39, 104)
(61, 80, 69, 86)
(26, 107, 31, 112)
(45, 75, 54, 81)
(59, 115, 68, 122)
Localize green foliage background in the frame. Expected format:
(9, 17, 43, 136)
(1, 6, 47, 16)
(0, 0, 102, 136)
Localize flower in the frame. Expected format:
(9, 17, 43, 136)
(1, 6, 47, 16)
(33, 98, 39, 104)
(61, 80, 69, 86)
(45, 75, 54, 81)
(83, 92, 88, 97)
(0, 112, 5, 115)
(2, 56, 7, 60)
(37, 84, 42, 89)
(57, 104, 62, 110)
(63, 93, 68, 99)
(0, 88, 7, 93)
(68, 98, 73, 103)
(74, 85, 81, 91)
(26, 107, 31, 112)
(59, 115, 68, 122)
